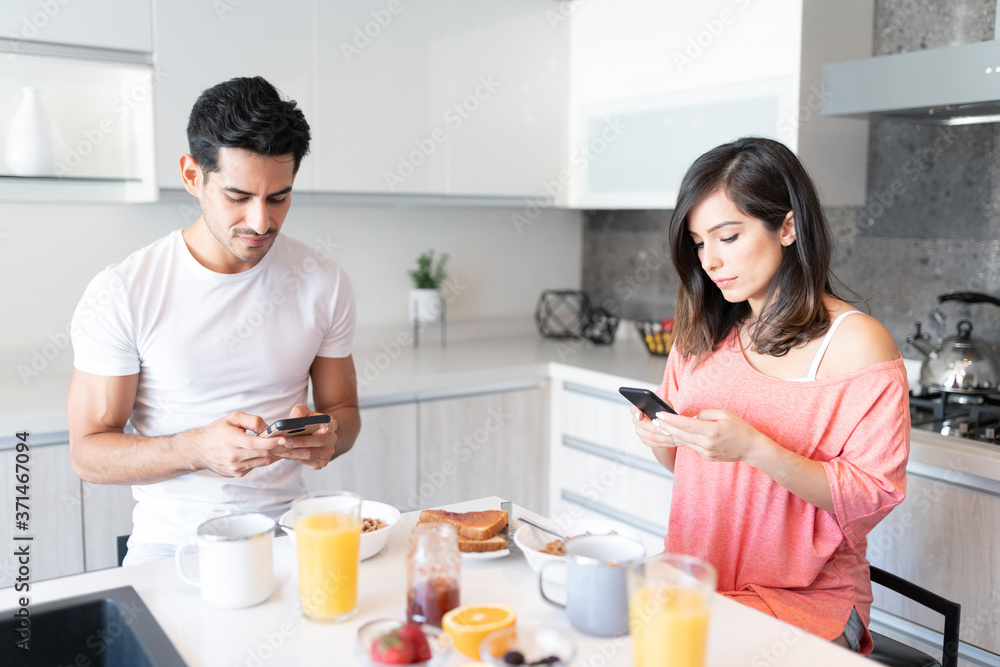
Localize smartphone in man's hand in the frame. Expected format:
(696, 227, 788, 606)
(258, 414, 331, 438)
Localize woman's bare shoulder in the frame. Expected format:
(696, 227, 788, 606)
(821, 306, 901, 377)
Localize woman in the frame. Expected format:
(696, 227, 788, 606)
(633, 137, 909, 653)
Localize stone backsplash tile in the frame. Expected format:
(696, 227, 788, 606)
(862, 121, 995, 239)
(874, 0, 995, 55)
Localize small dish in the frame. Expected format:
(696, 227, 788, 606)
(280, 499, 401, 560)
(514, 517, 645, 585)
(479, 625, 575, 666)
(357, 618, 451, 666)
(460, 548, 510, 561)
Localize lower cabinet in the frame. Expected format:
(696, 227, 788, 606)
(300, 402, 419, 509)
(0, 440, 85, 587)
(867, 469, 1000, 656)
(303, 384, 549, 514)
(417, 385, 548, 513)
(548, 379, 673, 554)
(80, 482, 137, 572)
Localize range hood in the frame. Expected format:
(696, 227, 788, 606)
(822, 20, 1000, 126)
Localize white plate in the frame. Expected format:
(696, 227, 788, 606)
(461, 547, 510, 561)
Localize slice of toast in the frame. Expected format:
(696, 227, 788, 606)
(458, 534, 507, 553)
(418, 509, 508, 541)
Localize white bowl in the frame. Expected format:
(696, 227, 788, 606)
(280, 500, 401, 561)
(514, 517, 646, 586)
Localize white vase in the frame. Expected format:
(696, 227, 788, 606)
(5, 86, 66, 176)
(409, 288, 442, 323)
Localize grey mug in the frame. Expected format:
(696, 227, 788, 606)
(539, 534, 646, 636)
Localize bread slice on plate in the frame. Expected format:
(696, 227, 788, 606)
(457, 534, 507, 553)
(418, 509, 508, 541)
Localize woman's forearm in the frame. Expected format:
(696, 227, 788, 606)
(745, 434, 835, 513)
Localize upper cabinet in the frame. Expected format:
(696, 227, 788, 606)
(154, 0, 566, 199)
(0, 1, 157, 202)
(152, 0, 316, 191)
(312, 0, 450, 195)
(312, 0, 567, 198)
(566, 0, 874, 208)
(0, 0, 152, 53)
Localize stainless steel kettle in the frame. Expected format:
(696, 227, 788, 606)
(906, 292, 1000, 394)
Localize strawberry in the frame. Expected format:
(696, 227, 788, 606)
(370, 631, 416, 665)
(396, 623, 432, 662)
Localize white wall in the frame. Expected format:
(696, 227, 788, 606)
(0, 198, 582, 379)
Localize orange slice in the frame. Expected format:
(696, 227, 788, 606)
(442, 604, 516, 659)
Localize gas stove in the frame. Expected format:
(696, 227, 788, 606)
(910, 389, 1000, 444)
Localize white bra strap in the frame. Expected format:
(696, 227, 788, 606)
(803, 310, 862, 381)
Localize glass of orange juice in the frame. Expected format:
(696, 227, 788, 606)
(627, 553, 717, 667)
(292, 491, 362, 622)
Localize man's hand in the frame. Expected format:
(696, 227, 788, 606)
(176, 411, 281, 478)
(270, 404, 338, 470)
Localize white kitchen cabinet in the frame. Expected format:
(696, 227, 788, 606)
(444, 1, 567, 198)
(312, 0, 565, 198)
(0, 50, 158, 202)
(417, 385, 548, 512)
(79, 482, 136, 572)
(867, 469, 1000, 656)
(0, 439, 84, 587)
(312, 0, 449, 195)
(300, 401, 419, 510)
(152, 0, 316, 191)
(548, 378, 672, 551)
(0, 0, 152, 53)
(567, 0, 873, 208)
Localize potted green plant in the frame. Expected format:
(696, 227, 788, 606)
(407, 250, 449, 323)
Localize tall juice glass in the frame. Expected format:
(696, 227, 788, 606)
(627, 553, 717, 667)
(293, 491, 362, 622)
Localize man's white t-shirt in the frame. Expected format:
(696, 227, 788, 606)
(71, 230, 356, 547)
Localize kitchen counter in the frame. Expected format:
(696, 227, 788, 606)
(2, 496, 871, 666)
(6, 330, 1000, 490)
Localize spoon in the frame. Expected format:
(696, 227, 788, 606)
(518, 516, 568, 541)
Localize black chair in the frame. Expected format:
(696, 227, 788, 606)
(116, 534, 129, 567)
(868, 566, 961, 667)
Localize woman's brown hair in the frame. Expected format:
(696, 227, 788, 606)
(669, 137, 842, 359)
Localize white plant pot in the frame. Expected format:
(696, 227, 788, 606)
(5, 86, 66, 176)
(409, 288, 442, 323)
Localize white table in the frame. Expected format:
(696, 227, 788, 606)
(4, 496, 870, 666)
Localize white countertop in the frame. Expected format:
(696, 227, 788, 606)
(4, 330, 1000, 486)
(3, 497, 870, 666)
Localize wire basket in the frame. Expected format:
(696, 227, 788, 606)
(635, 319, 674, 356)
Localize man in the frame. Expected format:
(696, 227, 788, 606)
(67, 76, 360, 564)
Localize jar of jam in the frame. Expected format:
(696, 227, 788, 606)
(406, 522, 460, 627)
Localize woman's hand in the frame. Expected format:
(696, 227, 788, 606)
(653, 409, 764, 463)
(632, 406, 681, 473)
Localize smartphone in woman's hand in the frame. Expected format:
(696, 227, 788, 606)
(619, 386, 677, 421)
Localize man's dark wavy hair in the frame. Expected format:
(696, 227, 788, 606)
(186, 76, 311, 176)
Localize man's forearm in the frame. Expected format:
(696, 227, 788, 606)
(326, 406, 361, 461)
(70, 431, 195, 486)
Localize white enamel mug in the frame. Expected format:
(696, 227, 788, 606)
(175, 513, 276, 609)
